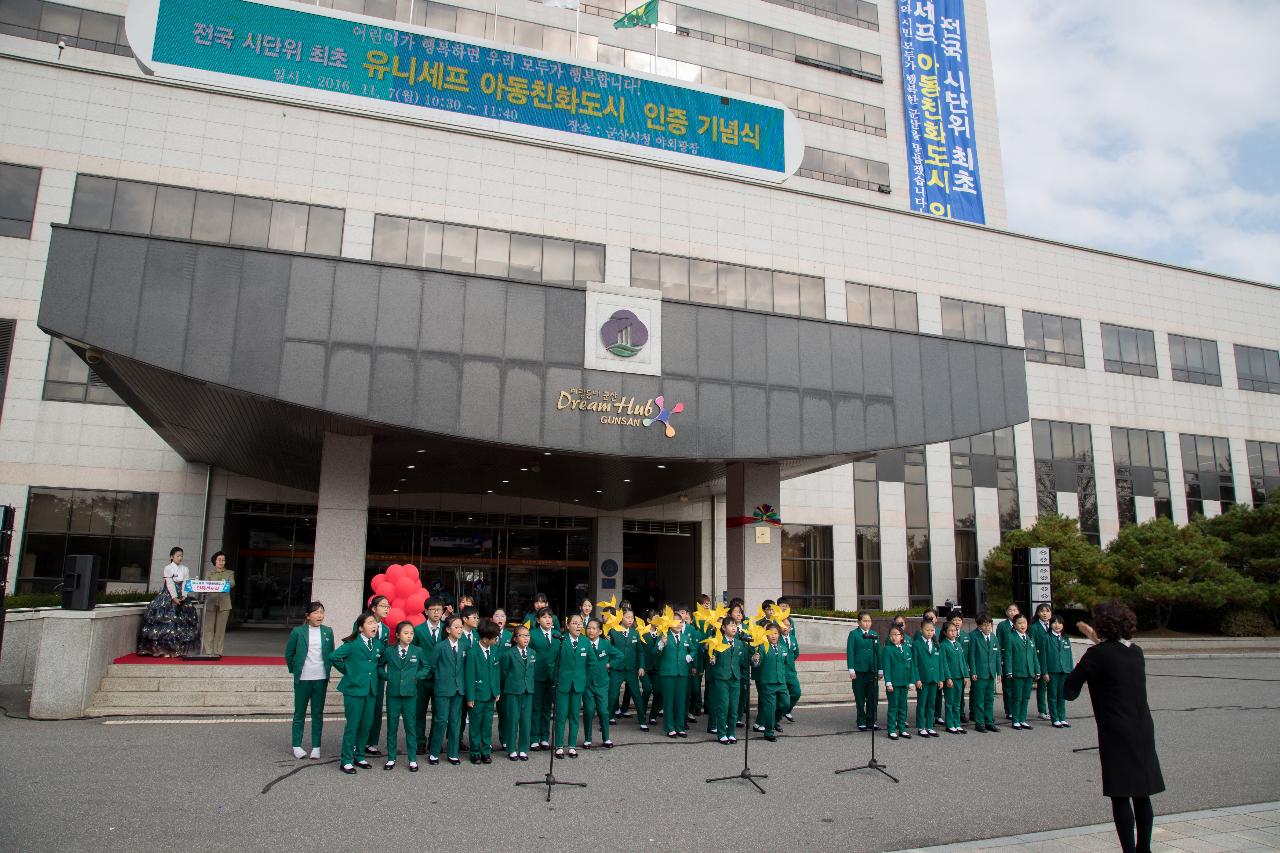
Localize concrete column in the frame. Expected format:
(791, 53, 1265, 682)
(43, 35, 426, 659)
(879, 480, 908, 609)
(1229, 437, 1254, 507)
(311, 433, 372, 635)
(832, 522, 857, 610)
(925, 443, 956, 604)
(712, 494, 728, 599)
(1092, 424, 1120, 546)
(1134, 495, 1156, 524)
(724, 462, 782, 607)
(591, 515, 624, 603)
(974, 486, 1000, 577)
(1014, 421, 1038, 528)
(1057, 491, 1079, 520)
(1165, 432, 1189, 526)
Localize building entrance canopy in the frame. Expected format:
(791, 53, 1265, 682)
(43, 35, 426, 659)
(38, 226, 1028, 509)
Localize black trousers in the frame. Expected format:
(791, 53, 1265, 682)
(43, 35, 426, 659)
(1111, 796, 1153, 853)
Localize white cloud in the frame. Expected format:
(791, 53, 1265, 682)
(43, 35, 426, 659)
(986, 0, 1280, 284)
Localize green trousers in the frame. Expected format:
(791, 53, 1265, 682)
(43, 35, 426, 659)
(429, 692, 464, 758)
(385, 694, 417, 761)
(852, 671, 877, 728)
(609, 669, 644, 719)
(687, 670, 703, 715)
(553, 688, 583, 748)
(707, 678, 741, 737)
(532, 680, 554, 743)
(1036, 672, 1050, 715)
(973, 677, 996, 727)
(468, 699, 495, 757)
(291, 679, 327, 748)
(658, 674, 688, 734)
(915, 682, 938, 731)
(1007, 676, 1032, 724)
(414, 680, 435, 754)
(944, 681, 964, 729)
(582, 683, 611, 743)
(1048, 672, 1068, 723)
(503, 692, 533, 754)
(885, 684, 909, 734)
(364, 675, 386, 748)
(339, 693, 376, 766)
(648, 673, 664, 721)
(756, 682, 787, 735)
(496, 686, 509, 747)
(783, 672, 802, 715)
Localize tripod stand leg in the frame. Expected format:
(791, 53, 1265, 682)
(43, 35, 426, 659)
(515, 669, 586, 800)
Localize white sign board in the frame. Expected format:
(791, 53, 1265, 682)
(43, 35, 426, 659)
(1029, 547, 1050, 565)
(1030, 583, 1052, 603)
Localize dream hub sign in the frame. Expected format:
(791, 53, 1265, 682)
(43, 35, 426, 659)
(126, 0, 804, 183)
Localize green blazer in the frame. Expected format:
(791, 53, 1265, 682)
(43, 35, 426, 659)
(1040, 632, 1074, 674)
(430, 639, 468, 697)
(413, 620, 446, 662)
(585, 638, 622, 688)
(523, 612, 562, 632)
(707, 637, 746, 683)
(501, 645, 538, 694)
(882, 642, 916, 687)
(752, 642, 788, 686)
(1004, 631, 1041, 678)
(996, 619, 1018, 659)
(528, 626, 561, 683)
(968, 629, 1002, 679)
(940, 638, 970, 681)
(653, 629, 697, 678)
(459, 630, 477, 655)
(379, 643, 430, 697)
(552, 635, 590, 692)
(846, 629, 880, 672)
(284, 624, 334, 682)
(608, 627, 644, 671)
(465, 643, 503, 703)
(780, 634, 800, 674)
(498, 629, 513, 648)
(912, 634, 942, 682)
(1029, 618, 1053, 653)
(329, 637, 379, 697)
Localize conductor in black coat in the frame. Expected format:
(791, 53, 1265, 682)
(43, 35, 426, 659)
(1066, 601, 1164, 853)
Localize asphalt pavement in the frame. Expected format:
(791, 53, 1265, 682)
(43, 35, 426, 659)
(1, 655, 1278, 852)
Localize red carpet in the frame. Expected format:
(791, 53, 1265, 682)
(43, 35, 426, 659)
(113, 654, 284, 666)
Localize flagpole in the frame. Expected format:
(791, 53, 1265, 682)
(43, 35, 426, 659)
(493, 0, 499, 40)
(652, 16, 658, 74)
(574, 6, 580, 59)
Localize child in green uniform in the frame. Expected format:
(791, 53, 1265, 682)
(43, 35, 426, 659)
(644, 609, 663, 728)
(582, 617, 622, 748)
(501, 625, 537, 760)
(1003, 613, 1040, 729)
(285, 601, 333, 759)
(678, 604, 702, 723)
(330, 611, 381, 774)
(522, 593, 562, 632)
(361, 596, 392, 757)
(412, 599, 445, 757)
(707, 616, 745, 744)
(378, 620, 428, 771)
(1029, 603, 1054, 721)
(729, 602, 749, 728)
(912, 620, 941, 737)
(881, 625, 916, 740)
(996, 603, 1022, 720)
(654, 608, 697, 737)
(940, 621, 970, 734)
(779, 618, 802, 724)
(551, 614, 588, 757)
(427, 614, 467, 765)
(491, 608, 512, 748)
(527, 607, 559, 750)
(608, 610, 647, 730)
(1042, 614, 1073, 727)
(967, 614, 1002, 732)
(845, 611, 881, 731)
(465, 619, 503, 764)
(751, 622, 788, 741)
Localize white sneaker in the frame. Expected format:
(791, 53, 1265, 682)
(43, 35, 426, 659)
(309, 747, 320, 759)
(292, 746, 306, 759)
(1038, 713, 1050, 720)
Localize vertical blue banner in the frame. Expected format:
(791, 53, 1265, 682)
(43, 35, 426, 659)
(897, 0, 986, 224)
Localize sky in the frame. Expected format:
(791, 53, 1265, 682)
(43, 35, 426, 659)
(985, 0, 1280, 285)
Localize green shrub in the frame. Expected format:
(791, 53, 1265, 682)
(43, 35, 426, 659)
(4, 591, 154, 610)
(1219, 609, 1275, 638)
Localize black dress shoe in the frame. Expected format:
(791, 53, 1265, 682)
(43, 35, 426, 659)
(676, 731, 688, 738)
(774, 724, 784, 732)
(987, 725, 1000, 732)
(408, 763, 419, 772)
(428, 756, 440, 765)
(481, 755, 492, 764)
(354, 760, 372, 769)
(340, 765, 357, 775)
(470, 757, 481, 765)
(460, 741, 470, 752)
(448, 757, 461, 765)
(764, 734, 777, 742)
(364, 746, 381, 756)
(415, 746, 426, 756)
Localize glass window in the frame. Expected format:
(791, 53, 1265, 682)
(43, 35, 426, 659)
(109, 180, 156, 234)
(70, 175, 116, 229)
(79, 9, 118, 43)
(1024, 310, 1085, 368)
(688, 258, 718, 304)
(475, 228, 510, 278)
(40, 3, 79, 37)
(659, 254, 689, 300)
(304, 206, 344, 256)
(868, 285, 894, 328)
(509, 233, 542, 281)
(1235, 344, 1280, 394)
(1169, 334, 1221, 386)
(229, 195, 271, 248)
(1101, 323, 1158, 377)
(372, 214, 409, 264)
(542, 238, 575, 284)
(42, 339, 124, 406)
(0, 162, 41, 238)
(441, 224, 477, 273)
(191, 190, 234, 243)
(1181, 432, 1235, 516)
(718, 263, 745, 308)
(772, 271, 799, 315)
(799, 275, 825, 319)
(1247, 440, 1280, 505)
(267, 201, 310, 252)
(409, 219, 444, 269)
(0, 318, 13, 424)
(18, 488, 158, 591)
(631, 251, 660, 291)
(149, 186, 195, 239)
(941, 297, 1005, 344)
(846, 282, 869, 324)
(573, 243, 604, 284)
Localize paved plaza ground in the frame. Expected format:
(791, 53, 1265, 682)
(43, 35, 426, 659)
(1, 654, 1277, 852)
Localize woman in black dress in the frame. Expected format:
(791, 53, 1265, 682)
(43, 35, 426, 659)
(1065, 601, 1165, 853)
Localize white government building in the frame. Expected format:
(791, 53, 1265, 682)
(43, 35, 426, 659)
(0, 0, 1277, 636)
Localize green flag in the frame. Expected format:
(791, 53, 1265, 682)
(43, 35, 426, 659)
(614, 0, 658, 29)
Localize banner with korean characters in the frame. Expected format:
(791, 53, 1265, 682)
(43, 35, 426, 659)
(897, 0, 986, 224)
(125, 0, 804, 182)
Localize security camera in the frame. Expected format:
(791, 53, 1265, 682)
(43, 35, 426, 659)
(57, 38, 67, 58)
(85, 349, 103, 365)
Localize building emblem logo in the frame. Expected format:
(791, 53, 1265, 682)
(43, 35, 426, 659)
(600, 309, 648, 358)
(642, 395, 684, 438)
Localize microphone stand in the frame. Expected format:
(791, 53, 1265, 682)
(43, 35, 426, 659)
(515, 646, 586, 802)
(707, 644, 768, 794)
(835, 635, 898, 783)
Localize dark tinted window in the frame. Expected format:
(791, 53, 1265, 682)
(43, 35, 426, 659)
(1101, 323, 1158, 377)
(0, 162, 41, 238)
(1168, 334, 1221, 386)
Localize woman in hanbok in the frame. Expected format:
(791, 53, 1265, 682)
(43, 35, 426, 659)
(137, 546, 201, 657)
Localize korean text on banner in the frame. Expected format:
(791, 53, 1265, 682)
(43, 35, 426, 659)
(897, 0, 985, 224)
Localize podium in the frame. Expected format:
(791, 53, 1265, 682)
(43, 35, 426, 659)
(181, 579, 231, 661)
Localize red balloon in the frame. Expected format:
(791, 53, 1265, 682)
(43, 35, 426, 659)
(408, 612, 426, 626)
(386, 564, 406, 580)
(395, 576, 417, 599)
(370, 572, 388, 588)
(385, 607, 406, 627)
(406, 590, 429, 613)
(402, 564, 420, 580)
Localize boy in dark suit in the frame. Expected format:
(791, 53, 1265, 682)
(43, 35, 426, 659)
(465, 619, 503, 764)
